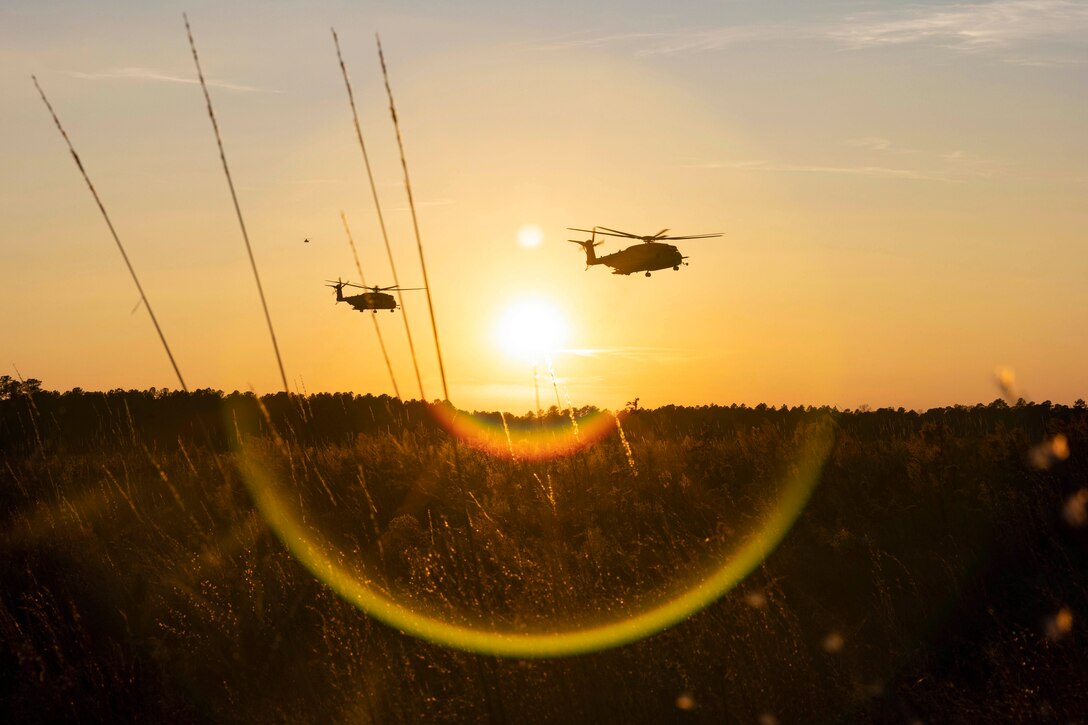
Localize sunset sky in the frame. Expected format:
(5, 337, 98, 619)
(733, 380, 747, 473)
(2, 0, 1085, 411)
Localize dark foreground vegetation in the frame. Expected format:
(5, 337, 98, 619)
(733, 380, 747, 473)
(2, 380, 1087, 723)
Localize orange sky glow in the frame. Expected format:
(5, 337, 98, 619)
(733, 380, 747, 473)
(2, 1, 1086, 412)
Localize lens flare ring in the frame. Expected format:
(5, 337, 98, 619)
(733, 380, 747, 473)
(237, 417, 833, 659)
(429, 404, 612, 462)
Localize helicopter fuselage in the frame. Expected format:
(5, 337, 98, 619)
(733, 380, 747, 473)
(343, 291, 397, 312)
(594, 243, 684, 275)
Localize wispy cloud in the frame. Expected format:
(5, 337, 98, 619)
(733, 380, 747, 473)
(683, 136, 999, 182)
(843, 136, 1000, 177)
(66, 67, 275, 93)
(533, 1, 1087, 64)
(842, 136, 896, 152)
(997, 53, 1087, 67)
(391, 198, 455, 211)
(558, 346, 710, 363)
(678, 158, 961, 182)
(828, 0, 1088, 60)
(532, 30, 671, 51)
(531, 25, 800, 56)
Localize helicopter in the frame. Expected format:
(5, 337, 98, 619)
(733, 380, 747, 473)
(567, 226, 722, 277)
(325, 278, 422, 313)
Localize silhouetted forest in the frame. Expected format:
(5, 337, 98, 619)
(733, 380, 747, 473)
(2, 381, 1086, 722)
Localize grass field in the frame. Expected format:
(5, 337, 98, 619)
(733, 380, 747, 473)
(2, 387, 1086, 722)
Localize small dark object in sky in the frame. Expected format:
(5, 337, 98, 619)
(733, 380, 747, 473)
(303, 238, 310, 244)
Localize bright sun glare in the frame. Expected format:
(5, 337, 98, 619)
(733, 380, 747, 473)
(517, 224, 543, 248)
(495, 299, 568, 362)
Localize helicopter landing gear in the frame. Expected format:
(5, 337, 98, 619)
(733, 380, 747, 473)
(673, 266, 679, 271)
(645, 271, 652, 277)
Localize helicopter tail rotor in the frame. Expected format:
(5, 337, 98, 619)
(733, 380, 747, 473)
(568, 238, 601, 268)
(324, 277, 347, 302)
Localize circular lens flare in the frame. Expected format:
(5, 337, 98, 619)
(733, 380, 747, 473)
(429, 403, 614, 461)
(237, 415, 833, 659)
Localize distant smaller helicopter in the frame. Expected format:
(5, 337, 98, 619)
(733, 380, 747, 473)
(568, 226, 723, 277)
(326, 278, 422, 313)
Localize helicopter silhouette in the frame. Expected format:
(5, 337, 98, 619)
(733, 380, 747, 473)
(326, 278, 421, 313)
(568, 226, 722, 277)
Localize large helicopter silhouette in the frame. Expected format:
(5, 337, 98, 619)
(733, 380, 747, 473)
(326, 278, 421, 313)
(568, 226, 722, 277)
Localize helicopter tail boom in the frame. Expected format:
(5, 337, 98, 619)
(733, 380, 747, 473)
(568, 226, 604, 269)
(567, 239, 601, 268)
(325, 278, 346, 302)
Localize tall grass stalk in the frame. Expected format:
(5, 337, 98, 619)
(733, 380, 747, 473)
(545, 355, 582, 440)
(499, 411, 517, 461)
(612, 411, 638, 477)
(533, 365, 542, 419)
(332, 28, 426, 401)
(31, 77, 188, 393)
(355, 464, 386, 565)
(376, 34, 450, 401)
(545, 357, 563, 411)
(11, 365, 48, 467)
(183, 14, 289, 394)
(561, 389, 582, 442)
(340, 210, 401, 399)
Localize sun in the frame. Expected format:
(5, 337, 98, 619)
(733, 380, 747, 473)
(494, 298, 568, 362)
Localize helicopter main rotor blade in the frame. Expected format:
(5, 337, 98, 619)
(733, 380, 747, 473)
(568, 226, 634, 239)
(569, 226, 723, 241)
(659, 233, 723, 240)
(595, 226, 643, 239)
(326, 278, 368, 288)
